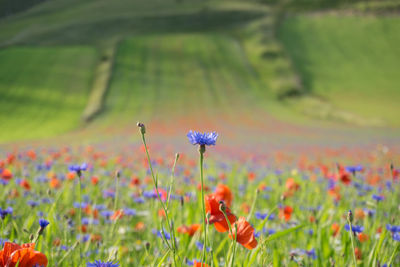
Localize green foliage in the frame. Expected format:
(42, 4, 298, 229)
(0, 46, 97, 142)
(278, 15, 400, 126)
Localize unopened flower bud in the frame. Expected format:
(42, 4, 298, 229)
(137, 122, 146, 135)
(347, 210, 353, 223)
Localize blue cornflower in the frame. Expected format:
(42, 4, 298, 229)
(372, 194, 384, 202)
(0, 207, 13, 219)
(345, 165, 363, 173)
(304, 248, 317, 260)
(87, 260, 119, 267)
(39, 219, 50, 229)
(386, 224, 400, 233)
(123, 208, 136, 216)
(186, 258, 195, 266)
(100, 210, 114, 218)
(187, 131, 218, 146)
(30, 199, 42, 206)
(133, 197, 145, 204)
(344, 224, 363, 233)
(68, 163, 88, 173)
(255, 211, 274, 221)
(195, 241, 211, 252)
(393, 233, 400, 242)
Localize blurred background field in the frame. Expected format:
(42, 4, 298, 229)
(0, 0, 399, 145)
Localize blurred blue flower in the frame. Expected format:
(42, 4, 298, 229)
(187, 131, 218, 146)
(0, 207, 13, 219)
(86, 260, 119, 267)
(69, 163, 88, 173)
(26, 200, 39, 208)
(344, 224, 363, 233)
(304, 248, 317, 260)
(195, 241, 211, 252)
(123, 208, 136, 216)
(393, 233, 400, 242)
(345, 165, 363, 173)
(372, 194, 384, 202)
(386, 224, 400, 233)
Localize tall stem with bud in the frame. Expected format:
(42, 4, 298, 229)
(137, 122, 178, 266)
(199, 144, 207, 264)
(347, 210, 357, 267)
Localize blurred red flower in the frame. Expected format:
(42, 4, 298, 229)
(0, 242, 47, 267)
(229, 217, 258, 250)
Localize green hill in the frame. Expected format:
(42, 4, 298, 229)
(0, 0, 399, 143)
(278, 14, 400, 126)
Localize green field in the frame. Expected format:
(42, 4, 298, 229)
(104, 34, 265, 122)
(278, 15, 400, 126)
(0, 46, 96, 141)
(0, 0, 399, 143)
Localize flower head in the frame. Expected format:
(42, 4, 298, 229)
(39, 219, 50, 229)
(0, 207, 13, 220)
(214, 184, 233, 207)
(229, 217, 258, 250)
(86, 260, 119, 267)
(344, 224, 363, 233)
(68, 163, 88, 173)
(205, 194, 236, 232)
(187, 131, 218, 146)
(278, 206, 293, 222)
(177, 224, 201, 237)
(0, 242, 48, 267)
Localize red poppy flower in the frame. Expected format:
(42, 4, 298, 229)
(279, 206, 293, 222)
(354, 247, 362, 260)
(285, 178, 300, 192)
(247, 172, 256, 181)
(50, 178, 61, 189)
(358, 233, 369, 243)
(177, 224, 201, 237)
(214, 184, 233, 207)
(229, 217, 258, 250)
(110, 210, 124, 220)
(205, 194, 236, 233)
(331, 223, 340, 237)
(0, 242, 48, 267)
(193, 260, 210, 267)
(338, 171, 351, 185)
(91, 176, 99, 185)
(1, 169, 13, 180)
(20, 179, 31, 191)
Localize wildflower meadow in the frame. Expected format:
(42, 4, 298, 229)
(0, 123, 399, 266)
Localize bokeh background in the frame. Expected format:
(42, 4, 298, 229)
(1, 0, 400, 149)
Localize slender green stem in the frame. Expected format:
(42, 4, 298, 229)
(246, 188, 259, 221)
(256, 206, 278, 232)
(140, 132, 178, 266)
(57, 241, 79, 265)
(200, 149, 207, 265)
(347, 220, 358, 267)
(167, 153, 179, 208)
(230, 224, 238, 267)
(220, 205, 235, 267)
(1, 219, 4, 241)
(388, 242, 400, 266)
(77, 172, 82, 264)
(109, 171, 120, 242)
(113, 171, 119, 212)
